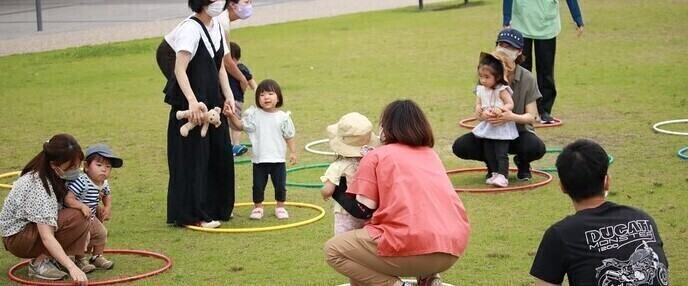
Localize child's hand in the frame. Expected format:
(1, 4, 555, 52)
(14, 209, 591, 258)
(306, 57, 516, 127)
(321, 188, 334, 201)
(492, 107, 503, 117)
(99, 206, 111, 221)
(474, 105, 483, 118)
(289, 153, 297, 165)
(80, 206, 90, 219)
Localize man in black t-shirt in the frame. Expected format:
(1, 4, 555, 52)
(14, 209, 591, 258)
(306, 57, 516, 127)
(530, 139, 669, 285)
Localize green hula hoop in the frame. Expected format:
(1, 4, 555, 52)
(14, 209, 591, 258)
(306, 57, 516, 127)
(286, 163, 330, 188)
(538, 148, 614, 172)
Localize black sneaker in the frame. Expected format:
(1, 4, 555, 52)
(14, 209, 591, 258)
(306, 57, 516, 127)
(517, 171, 532, 181)
(514, 155, 532, 181)
(539, 112, 554, 124)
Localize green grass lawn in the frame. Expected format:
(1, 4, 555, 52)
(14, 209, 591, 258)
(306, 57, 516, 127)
(1, 0, 687, 284)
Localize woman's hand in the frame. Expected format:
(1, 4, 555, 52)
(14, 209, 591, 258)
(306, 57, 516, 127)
(188, 101, 208, 125)
(486, 109, 513, 126)
(67, 267, 88, 285)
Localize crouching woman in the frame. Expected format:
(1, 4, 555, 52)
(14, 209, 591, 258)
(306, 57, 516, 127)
(1, 134, 89, 284)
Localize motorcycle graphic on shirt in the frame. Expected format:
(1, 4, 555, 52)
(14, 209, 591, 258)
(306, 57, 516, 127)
(595, 240, 668, 286)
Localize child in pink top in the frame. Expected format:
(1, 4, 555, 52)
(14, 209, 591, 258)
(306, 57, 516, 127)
(324, 100, 471, 286)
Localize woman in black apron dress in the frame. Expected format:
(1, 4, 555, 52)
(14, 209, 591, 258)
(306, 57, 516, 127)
(162, 0, 235, 227)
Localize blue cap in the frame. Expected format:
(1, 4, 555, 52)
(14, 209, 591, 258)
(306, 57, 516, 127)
(496, 28, 524, 49)
(85, 144, 123, 168)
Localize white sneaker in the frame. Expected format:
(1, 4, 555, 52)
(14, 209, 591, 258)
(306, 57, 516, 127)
(485, 172, 497, 185)
(199, 220, 220, 228)
(491, 174, 509, 188)
(275, 207, 289, 219)
(249, 207, 264, 220)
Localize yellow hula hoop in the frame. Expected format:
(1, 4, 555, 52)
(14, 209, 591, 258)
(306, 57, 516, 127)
(0, 171, 21, 189)
(185, 201, 326, 233)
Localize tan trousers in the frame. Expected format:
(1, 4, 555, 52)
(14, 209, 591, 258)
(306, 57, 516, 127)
(324, 229, 458, 286)
(87, 218, 107, 248)
(2, 208, 89, 258)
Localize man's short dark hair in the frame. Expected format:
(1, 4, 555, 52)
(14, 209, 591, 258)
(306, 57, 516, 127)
(556, 139, 609, 202)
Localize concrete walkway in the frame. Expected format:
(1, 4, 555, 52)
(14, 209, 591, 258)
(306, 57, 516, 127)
(0, 0, 445, 56)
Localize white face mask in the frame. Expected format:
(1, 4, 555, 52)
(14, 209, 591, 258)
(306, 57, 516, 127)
(206, 1, 226, 17)
(496, 46, 519, 61)
(235, 3, 253, 19)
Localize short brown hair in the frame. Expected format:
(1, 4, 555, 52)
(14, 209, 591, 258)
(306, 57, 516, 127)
(379, 100, 434, 147)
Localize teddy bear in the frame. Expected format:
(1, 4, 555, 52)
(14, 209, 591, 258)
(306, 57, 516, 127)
(176, 105, 222, 137)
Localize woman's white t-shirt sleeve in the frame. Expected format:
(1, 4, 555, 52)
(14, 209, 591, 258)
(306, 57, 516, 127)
(219, 22, 229, 57)
(174, 20, 201, 59)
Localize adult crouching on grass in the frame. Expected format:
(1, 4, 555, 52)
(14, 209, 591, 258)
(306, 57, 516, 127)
(0, 134, 89, 285)
(452, 28, 546, 182)
(324, 100, 471, 286)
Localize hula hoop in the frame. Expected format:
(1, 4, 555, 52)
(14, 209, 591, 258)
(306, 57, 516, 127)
(678, 147, 688, 159)
(537, 149, 615, 172)
(7, 249, 172, 285)
(458, 117, 563, 130)
(0, 171, 20, 189)
(447, 167, 552, 193)
(185, 201, 325, 233)
(304, 139, 336, 156)
(652, 119, 688, 136)
(285, 163, 330, 188)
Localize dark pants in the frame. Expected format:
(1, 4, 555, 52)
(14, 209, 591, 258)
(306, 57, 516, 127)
(521, 37, 557, 115)
(252, 163, 287, 204)
(483, 139, 510, 176)
(156, 39, 175, 80)
(452, 131, 546, 174)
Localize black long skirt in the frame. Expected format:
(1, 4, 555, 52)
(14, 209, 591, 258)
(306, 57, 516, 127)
(166, 108, 235, 226)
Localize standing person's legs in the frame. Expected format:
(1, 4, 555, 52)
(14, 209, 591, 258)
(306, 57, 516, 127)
(324, 229, 458, 286)
(482, 139, 498, 176)
(534, 38, 557, 116)
(520, 38, 534, 72)
(250, 163, 269, 219)
(270, 163, 289, 219)
(252, 164, 270, 204)
(207, 116, 235, 221)
(494, 140, 510, 177)
(270, 163, 287, 203)
(88, 219, 107, 255)
(509, 132, 546, 179)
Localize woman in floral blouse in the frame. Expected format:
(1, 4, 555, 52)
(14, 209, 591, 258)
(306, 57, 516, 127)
(0, 134, 90, 284)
